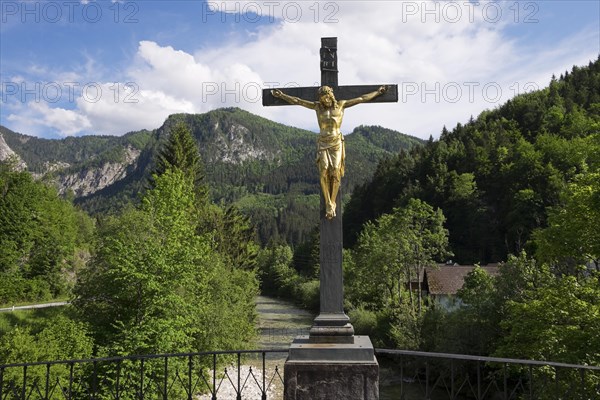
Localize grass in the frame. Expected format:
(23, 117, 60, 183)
(0, 306, 70, 336)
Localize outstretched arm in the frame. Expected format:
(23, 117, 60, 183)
(271, 89, 316, 110)
(343, 85, 388, 108)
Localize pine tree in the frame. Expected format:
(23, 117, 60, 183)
(151, 122, 208, 203)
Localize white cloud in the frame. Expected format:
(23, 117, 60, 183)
(108, 1, 595, 138)
(76, 82, 195, 135)
(4, 1, 598, 138)
(7, 102, 91, 137)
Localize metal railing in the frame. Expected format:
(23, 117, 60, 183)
(375, 349, 600, 400)
(2, 349, 599, 399)
(0, 350, 288, 400)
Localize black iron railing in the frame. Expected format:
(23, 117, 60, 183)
(2, 349, 599, 399)
(375, 349, 600, 400)
(0, 350, 288, 400)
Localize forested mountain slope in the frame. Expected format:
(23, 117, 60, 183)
(1, 108, 422, 245)
(344, 58, 600, 263)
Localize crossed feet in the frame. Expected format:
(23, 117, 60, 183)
(325, 201, 336, 220)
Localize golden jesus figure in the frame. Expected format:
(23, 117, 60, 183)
(272, 85, 388, 219)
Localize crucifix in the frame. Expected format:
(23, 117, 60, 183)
(263, 37, 398, 343)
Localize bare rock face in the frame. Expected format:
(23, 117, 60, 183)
(54, 146, 141, 197)
(0, 133, 27, 170)
(215, 123, 276, 164)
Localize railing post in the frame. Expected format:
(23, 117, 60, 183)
(451, 360, 455, 399)
(44, 363, 50, 399)
(554, 366, 559, 398)
(528, 365, 533, 400)
(262, 352, 267, 400)
(236, 353, 241, 400)
(91, 361, 97, 400)
(425, 361, 430, 399)
(163, 357, 168, 400)
(503, 363, 507, 400)
(580, 368, 585, 399)
(115, 361, 121, 400)
(140, 358, 145, 400)
(477, 361, 481, 400)
(212, 353, 217, 400)
(67, 362, 74, 400)
(187, 355, 193, 400)
(21, 365, 27, 400)
(400, 354, 404, 397)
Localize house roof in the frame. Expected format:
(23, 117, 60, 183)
(424, 265, 499, 295)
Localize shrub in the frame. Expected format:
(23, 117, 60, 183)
(296, 279, 320, 312)
(349, 308, 378, 336)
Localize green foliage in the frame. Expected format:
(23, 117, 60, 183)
(433, 266, 498, 355)
(291, 224, 320, 278)
(533, 171, 600, 273)
(198, 266, 259, 351)
(492, 271, 600, 398)
(256, 244, 320, 312)
(3, 107, 420, 248)
(0, 312, 93, 399)
(73, 170, 258, 355)
(151, 122, 208, 202)
(457, 266, 495, 309)
(207, 205, 260, 270)
(296, 280, 320, 311)
(348, 199, 450, 314)
(434, 254, 530, 355)
(0, 305, 70, 333)
(495, 274, 600, 365)
(348, 308, 378, 337)
(344, 59, 600, 263)
(0, 161, 93, 303)
(346, 199, 450, 348)
(0, 275, 52, 305)
(257, 244, 295, 296)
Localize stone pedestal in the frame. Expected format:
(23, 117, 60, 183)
(284, 336, 379, 400)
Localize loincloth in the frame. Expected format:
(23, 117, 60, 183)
(316, 133, 345, 177)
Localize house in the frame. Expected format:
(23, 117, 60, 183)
(422, 264, 499, 311)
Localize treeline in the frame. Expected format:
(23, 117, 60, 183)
(256, 59, 600, 382)
(345, 57, 600, 263)
(0, 124, 259, 366)
(0, 159, 94, 304)
(60, 109, 420, 246)
(0, 126, 154, 174)
(331, 58, 600, 381)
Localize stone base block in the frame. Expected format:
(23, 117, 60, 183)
(284, 336, 379, 400)
(309, 313, 355, 343)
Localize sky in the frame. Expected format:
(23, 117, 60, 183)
(0, 0, 599, 140)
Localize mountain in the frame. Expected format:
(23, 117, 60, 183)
(344, 58, 600, 263)
(0, 108, 423, 245)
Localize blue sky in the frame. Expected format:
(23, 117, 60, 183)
(1, 0, 599, 139)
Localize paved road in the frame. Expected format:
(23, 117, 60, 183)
(0, 301, 69, 312)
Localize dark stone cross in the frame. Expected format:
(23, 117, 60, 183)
(263, 37, 398, 343)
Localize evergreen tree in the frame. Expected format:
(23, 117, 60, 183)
(73, 169, 257, 355)
(151, 122, 208, 203)
(344, 58, 600, 263)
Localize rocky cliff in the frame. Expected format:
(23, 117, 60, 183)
(0, 133, 27, 170)
(0, 109, 423, 232)
(54, 146, 142, 197)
